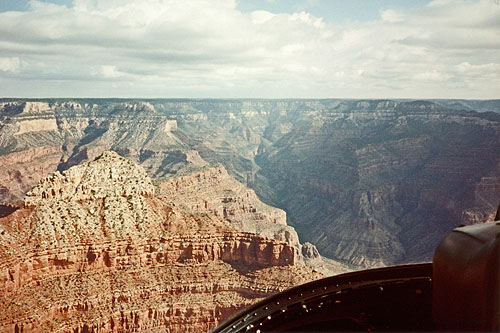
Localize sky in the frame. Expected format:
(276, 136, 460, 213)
(0, 0, 498, 98)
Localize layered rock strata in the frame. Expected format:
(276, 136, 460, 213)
(159, 165, 291, 244)
(254, 100, 500, 266)
(0, 151, 322, 332)
(1, 99, 499, 268)
(158, 165, 349, 275)
(0, 146, 62, 203)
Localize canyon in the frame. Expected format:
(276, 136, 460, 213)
(1, 99, 499, 268)
(0, 151, 325, 332)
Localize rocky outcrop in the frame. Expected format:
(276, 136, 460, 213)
(0, 151, 323, 332)
(159, 165, 289, 241)
(158, 164, 348, 275)
(461, 172, 500, 224)
(0, 100, 192, 202)
(25, 151, 155, 207)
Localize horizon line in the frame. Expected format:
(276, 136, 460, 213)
(1, 97, 499, 101)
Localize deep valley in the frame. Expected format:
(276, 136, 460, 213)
(1, 99, 499, 268)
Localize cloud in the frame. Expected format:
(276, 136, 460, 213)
(380, 9, 404, 23)
(0, 0, 498, 98)
(99, 65, 123, 78)
(0, 57, 21, 72)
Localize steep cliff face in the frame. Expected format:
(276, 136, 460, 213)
(1, 99, 499, 268)
(0, 151, 323, 332)
(157, 164, 347, 274)
(254, 100, 500, 266)
(159, 165, 290, 243)
(0, 100, 190, 203)
(0, 146, 62, 203)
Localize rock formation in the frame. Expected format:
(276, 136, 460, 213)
(0, 151, 323, 332)
(157, 164, 347, 274)
(0, 146, 63, 203)
(253, 100, 500, 266)
(159, 165, 292, 245)
(1, 99, 499, 268)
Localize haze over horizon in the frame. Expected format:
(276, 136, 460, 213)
(0, 0, 499, 99)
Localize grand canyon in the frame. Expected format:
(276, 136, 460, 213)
(1, 99, 499, 331)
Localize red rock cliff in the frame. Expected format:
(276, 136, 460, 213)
(0, 151, 322, 332)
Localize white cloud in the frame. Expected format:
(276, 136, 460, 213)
(251, 10, 275, 24)
(99, 65, 123, 78)
(0, 57, 21, 72)
(290, 11, 325, 28)
(0, 0, 498, 98)
(380, 9, 404, 23)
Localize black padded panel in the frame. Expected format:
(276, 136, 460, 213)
(433, 221, 500, 331)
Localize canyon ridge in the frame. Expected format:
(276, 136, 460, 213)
(1, 99, 499, 268)
(1, 150, 336, 332)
